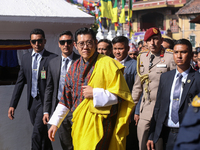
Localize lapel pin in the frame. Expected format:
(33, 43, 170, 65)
(187, 79, 191, 83)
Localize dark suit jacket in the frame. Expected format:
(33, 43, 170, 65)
(148, 68, 200, 143)
(10, 50, 57, 110)
(43, 52, 80, 115)
(124, 56, 137, 122)
(124, 56, 137, 92)
(174, 99, 200, 150)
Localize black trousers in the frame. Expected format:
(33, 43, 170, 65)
(29, 96, 52, 150)
(58, 111, 73, 150)
(161, 126, 179, 150)
(126, 120, 139, 150)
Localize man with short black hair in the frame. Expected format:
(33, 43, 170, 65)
(138, 41, 143, 51)
(48, 28, 134, 149)
(132, 27, 176, 150)
(43, 30, 79, 150)
(162, 38, 174, 50)
(112, 36, 138, 150)
(147, 39, 200, 150)
(191, 47, 199, 71)
(112, 36, 137, 91)
(97, 39, 114, 58)
(196, 47, 200, 72)
(8, 28, 57, 150)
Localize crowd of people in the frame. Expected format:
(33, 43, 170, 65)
(7, 26, 200, 150)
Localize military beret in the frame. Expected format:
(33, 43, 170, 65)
(144, 27, 161, 41)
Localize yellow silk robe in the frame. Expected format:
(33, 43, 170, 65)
(71, 54, 135, 150)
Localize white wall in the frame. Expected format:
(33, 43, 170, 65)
(0, 21, 92, 55)
(0, 85, 62, 150)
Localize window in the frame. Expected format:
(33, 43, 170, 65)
(170, 25, 179, 33)
(170, 19, 179, 33)
(190, 35, 195, 47)
(0, 40, 32, 85)
(190, 18, 195, 30)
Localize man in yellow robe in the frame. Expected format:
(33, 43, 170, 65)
(48, 27, 134, 150)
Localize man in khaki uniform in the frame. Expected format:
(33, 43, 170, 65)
(132, 27, 176, 150)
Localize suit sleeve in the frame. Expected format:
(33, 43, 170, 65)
(134, 62, 137, 80)
(132, 74, 143, 105)
(135, 96, 142, 115)
(43, 63, 54, 114)
(9, 56, 26, 109)
(148, 74, 163, 141)
(132, 62, 137, 91)
(60, 69, 73, 110)
(124, 60, 137, 92)
(195, 72, 200, 92)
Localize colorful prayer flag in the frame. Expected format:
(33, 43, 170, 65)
(95, 6, 99, 20)
(112, 0, 118, 23)
(77, 0, 83, 5)
(129, 23, 133, 39)
(100, 0, 112, 19)
(127, 0, 132, 21)
(107, 0, 113, 19)
(114, 22, 118, 31)
(119, 0, 126, 23)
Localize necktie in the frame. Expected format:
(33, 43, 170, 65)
(149, 54, 155, 69)
(57, 58, 69, 100)
(171, 73, 183, 124)
(31, 53, 39, 98)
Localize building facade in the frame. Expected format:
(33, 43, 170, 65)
(176, 0, 200, 48)
(125, 0, 188, 41)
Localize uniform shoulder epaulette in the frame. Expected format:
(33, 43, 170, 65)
(192, 95, 200, 107)
(165, 48, 173, 53)
(139, 49, 149, 54)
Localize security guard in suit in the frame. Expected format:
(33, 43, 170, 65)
(174, 93, 200, 150)
(131, 27, 176, 150)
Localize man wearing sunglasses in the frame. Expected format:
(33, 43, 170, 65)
(48, 27, 134, 149)
(43, 31, 79, 150)
(8, 28, 57, 150)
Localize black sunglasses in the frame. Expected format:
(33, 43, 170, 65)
(59, 40, 73, 45)
(31, 39, 43, 44)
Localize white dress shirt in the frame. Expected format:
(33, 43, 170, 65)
(63, 52, 73, 72)
(114, 55, 128, 66)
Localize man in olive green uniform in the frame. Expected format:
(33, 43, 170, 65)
(132, 27, 176, 150)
